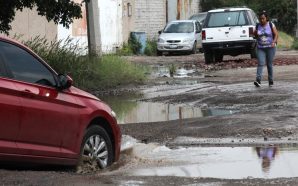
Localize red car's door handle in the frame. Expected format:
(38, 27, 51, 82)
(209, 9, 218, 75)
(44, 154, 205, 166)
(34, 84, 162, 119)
(23, 89, 32, 93)
(21, 89, 35, 98)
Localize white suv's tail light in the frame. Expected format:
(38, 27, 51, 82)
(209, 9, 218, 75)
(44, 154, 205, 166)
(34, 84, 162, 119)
(202, 30, 206, 40)
(249, 27, 254, 37)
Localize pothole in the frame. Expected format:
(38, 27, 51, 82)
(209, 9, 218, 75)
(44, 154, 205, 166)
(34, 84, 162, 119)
(120, 137, 298, 179)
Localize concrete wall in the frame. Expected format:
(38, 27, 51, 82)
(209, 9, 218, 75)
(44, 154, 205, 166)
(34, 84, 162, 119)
(9, 8, 57, 42)
(135, 0, 167, 39)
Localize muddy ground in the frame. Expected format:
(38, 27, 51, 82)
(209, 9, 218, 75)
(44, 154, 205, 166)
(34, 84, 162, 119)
(2, 51, 298, 185)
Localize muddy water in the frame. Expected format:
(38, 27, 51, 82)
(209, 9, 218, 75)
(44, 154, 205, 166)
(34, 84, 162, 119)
(120, 137, 298, 179)
(150, 64, 204, 78)
(103, 97, 234, 124)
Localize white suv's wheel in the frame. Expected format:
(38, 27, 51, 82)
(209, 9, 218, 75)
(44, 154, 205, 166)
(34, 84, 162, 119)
(204, 50, 214, 64)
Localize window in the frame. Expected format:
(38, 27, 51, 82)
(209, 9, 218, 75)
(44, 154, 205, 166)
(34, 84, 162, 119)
(0, 56, 6, 77)
(196, 22, 202, 32)
(164, 22, 194, 33)
(127, 3, 132, 17)
(0, 41, 56, 87)
(207, 11, 248, 27)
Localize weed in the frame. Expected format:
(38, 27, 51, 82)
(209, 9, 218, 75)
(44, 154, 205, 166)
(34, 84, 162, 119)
(144, 39, 157, 56)
(169, 64, 176, 77)
(20, 36, 147, 90)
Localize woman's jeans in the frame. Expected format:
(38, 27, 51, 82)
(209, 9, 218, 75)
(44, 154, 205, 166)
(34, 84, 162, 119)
(256, 47, 276, 82)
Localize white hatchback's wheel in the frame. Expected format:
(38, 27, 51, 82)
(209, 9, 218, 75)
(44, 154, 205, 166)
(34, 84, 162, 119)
(192, 42, 197, 54)
(77, 125, 113, 172)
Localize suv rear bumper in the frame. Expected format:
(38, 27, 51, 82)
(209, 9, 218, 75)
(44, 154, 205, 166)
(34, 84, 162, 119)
(202, 40, 256, 54)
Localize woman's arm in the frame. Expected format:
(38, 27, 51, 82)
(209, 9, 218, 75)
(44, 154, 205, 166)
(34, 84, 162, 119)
(272, 26, 278, 47)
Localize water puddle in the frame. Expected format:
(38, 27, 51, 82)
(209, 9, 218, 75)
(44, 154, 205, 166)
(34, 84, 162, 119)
(150, 64, 204, 78)
(104, 98, 234, 124)
(122, 140, 298, 179)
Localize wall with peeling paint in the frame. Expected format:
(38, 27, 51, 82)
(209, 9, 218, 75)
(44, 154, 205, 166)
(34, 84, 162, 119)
(168, 0, 201, 22)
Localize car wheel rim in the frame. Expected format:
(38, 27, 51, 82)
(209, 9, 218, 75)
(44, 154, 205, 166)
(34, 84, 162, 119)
(83, 135, 108, 168)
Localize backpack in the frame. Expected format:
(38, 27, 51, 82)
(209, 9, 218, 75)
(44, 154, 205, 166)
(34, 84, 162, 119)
(256, 22, 276, 43)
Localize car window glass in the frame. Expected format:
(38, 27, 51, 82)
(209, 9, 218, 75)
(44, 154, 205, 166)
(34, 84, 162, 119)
(251, 11, 259, 24)
(164, 22, 194, 33)
(238, 12, 246, 25)
(0, 56, 5, 77)
(0, 41, 56, 87)
(196, 22, 201, 32)
(207, 11, 248, 27)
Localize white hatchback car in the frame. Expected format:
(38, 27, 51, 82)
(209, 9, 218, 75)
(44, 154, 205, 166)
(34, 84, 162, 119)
(157, 20, 202, 55)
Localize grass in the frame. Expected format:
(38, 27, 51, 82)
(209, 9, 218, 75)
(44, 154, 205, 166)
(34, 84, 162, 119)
(21, 36, 147, 90)
(144, 39, 158, 56)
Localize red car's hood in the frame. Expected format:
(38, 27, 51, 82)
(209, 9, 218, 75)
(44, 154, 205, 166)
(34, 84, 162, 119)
(69, 86, 100, 101)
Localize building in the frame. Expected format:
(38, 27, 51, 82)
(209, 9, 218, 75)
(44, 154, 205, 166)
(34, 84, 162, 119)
(6, 0, 201, 53)
(7, 8, 57, 42)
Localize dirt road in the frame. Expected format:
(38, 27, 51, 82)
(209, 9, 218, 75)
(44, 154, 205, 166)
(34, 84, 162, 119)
(2, 51, 298, 185)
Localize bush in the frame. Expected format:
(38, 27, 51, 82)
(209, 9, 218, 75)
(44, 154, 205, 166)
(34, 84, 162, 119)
(116, 42, 133, 56)
(292, 38, 298, 50)
(117, 33, 142, 55)
(128, 32, 142, 55)
(21, 36, 147, 90)
(144, 39, 157, 56)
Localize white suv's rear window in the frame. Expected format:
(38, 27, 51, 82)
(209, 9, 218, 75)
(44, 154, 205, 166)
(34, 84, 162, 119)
(207, 11, 248, 27)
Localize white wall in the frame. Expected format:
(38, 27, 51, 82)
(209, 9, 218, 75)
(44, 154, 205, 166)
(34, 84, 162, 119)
(58, 0, 123, 54)
(99, 0, 123, 53)
(57, 1, 88, 54)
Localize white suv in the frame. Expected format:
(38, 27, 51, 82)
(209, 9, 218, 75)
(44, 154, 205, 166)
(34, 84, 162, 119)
(202, 7, 258, 64)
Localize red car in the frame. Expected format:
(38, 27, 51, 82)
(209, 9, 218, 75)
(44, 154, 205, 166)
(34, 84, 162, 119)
(0, 37, 121, 169)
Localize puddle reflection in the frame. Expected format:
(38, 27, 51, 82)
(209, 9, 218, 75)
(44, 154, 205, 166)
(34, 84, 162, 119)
(127, 146, 298, 179)
(256, 146, 278, 173)
(150, 65, 203, 78)
(104, 99, 234, 124)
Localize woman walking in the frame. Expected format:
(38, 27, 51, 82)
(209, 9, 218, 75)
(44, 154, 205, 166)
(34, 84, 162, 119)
(254, 11, 278, 87)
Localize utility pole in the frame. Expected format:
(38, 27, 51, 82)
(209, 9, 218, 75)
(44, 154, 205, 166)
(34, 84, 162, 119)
(297, 0, 298, 37)
(85, 0, 102, 56)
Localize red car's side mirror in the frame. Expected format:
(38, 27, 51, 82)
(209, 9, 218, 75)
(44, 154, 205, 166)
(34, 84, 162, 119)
(58, 74, 73, 90)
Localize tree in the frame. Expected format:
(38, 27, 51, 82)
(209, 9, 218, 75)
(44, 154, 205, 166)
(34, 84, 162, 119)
(0, 0, 85, 34)
(201, 0, 297, 34)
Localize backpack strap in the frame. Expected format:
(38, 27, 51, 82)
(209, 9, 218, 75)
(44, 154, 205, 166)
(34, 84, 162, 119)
(269, 22, 276, 43)
(256, 23, 259, 31)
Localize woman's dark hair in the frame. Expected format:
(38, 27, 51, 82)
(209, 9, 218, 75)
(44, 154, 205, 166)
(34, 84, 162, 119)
(258, 10, 269, 20)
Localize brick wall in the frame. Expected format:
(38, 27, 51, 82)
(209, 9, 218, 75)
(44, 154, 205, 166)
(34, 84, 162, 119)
(134, 0, 201, 40)
(134, 0, 167, 40)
